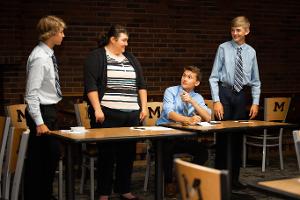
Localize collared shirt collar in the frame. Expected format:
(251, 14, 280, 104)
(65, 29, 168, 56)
(179, 85, 195, 96)
(38, 41, 54, 57)
(230, 40, 247, 50)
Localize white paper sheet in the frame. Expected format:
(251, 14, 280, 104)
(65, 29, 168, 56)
(130, 126, 173, 131)
(60, 130, 89, 134)
(196, 122, 214, 126)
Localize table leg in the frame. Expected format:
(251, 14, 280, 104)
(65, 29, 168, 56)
(227, 133, 232, 199)
(155, 140, 163, 200)
(65, 142, 75, 200)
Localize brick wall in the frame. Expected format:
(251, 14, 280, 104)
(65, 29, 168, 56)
(1, 0, 300, 109)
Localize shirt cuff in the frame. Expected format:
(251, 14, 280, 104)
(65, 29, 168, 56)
(34, 116, 44, 126)
(252, 98, 260, 105)
(212, 95, 220, 102)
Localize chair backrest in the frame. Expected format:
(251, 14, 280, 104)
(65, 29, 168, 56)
(204, 99, 215, 121)
(144, 102, 163, 126)
(0, 117, 10, 198)
(175, 158, 229, 200)
(74, 102, 91, 129)
(0, 117, 11, 167)
(3, 127, 29, 200)
(5, 104, 27, 128)
(264, 97, 291, 122)
(293, 130, 300, 171)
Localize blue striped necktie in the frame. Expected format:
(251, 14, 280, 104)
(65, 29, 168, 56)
(51, 55, 62, 98)
(183, 103, 189, 116)
(233, 47, 244, 92)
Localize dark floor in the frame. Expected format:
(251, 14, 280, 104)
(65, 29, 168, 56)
(54, 151, 300, 200)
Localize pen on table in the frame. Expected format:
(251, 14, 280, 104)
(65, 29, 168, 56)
(133, 127, 146, 130)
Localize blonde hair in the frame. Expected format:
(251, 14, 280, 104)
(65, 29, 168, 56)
(231, 16, 250, 29)
(37, 15, 66, 41)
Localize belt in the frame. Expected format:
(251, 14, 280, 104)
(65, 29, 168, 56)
(40, 104, 57, 108)
(219, 82, 246, 93)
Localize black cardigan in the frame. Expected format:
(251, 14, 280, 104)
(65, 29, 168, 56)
(83, 47, 147, 104)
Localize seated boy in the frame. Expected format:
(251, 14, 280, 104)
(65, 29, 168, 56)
(156, 65, 211, 196)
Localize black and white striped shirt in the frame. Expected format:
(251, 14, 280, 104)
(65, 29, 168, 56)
(101, 55, 139, 110)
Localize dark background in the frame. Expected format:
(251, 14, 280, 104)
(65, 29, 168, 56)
(0, 0, 299, 122)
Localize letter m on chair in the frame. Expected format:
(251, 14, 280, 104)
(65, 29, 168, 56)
(243, 97, 291, 172)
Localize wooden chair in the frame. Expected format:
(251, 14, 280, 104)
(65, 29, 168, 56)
(2, 127, 30, 200)
(74, 102, 96, 200)
(175, 158, 229, 200)
(74, 102, 91, 129)
(0, 117, 11, 198)
(292, 130, 300, 171)
(204, 99, 216, 143)
(203, 99, 217, 168)
(5, 104, 27, 128)
(204, 99, 215, 121)
(144, 102, 163, 126)
(5, 104, 63, 200)
(243, 97, 291, 172)
(143, 102, 163, 191)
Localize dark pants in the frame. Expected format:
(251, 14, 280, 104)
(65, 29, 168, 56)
(163, 139, 208, 183)
(215, 85, 248, 184)
(89, 106, 139, 196)
(24, 105, 60, 200)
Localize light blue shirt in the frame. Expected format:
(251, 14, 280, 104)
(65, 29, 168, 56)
(156, 86, 211, 125)
(25, 42, 62, 125)
(209, 40, 261, 105)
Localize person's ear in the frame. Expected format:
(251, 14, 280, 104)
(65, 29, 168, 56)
(195, 81, 200, 87)
(245, 28, 250, 36)
(110, 36, 117, 44)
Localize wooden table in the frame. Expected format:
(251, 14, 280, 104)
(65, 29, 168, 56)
(249, 177, 300, 199)
(162, 120, 297, 198)
(51, 127, 193, 200)
(51, 121, 296, 200)
(162, 120, 295, 134)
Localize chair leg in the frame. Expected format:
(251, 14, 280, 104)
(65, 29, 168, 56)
(90, 158, 95, 200)
(242, 135, 247, 168)
(80, 156, 87, 194)
(144, 146, 151, 192)
(213, 132, 216, 145)
(266, 148, 270, 166)
(262, 130, 267, 172)
(59, 158, 63, 200)
(4, 174, 11, 200)
(279, 128, 284, 170)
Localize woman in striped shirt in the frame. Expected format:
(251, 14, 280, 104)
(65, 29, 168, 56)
(84, 25, 147, 200)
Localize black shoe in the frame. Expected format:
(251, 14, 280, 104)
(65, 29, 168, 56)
(232, 181, 247, 190)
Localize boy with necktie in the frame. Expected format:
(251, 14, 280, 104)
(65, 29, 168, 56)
(24, 15, 66, 200)
(209, 16, 261, 190)
(157, 66, 211, 197)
